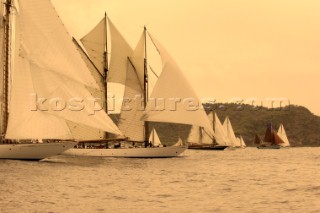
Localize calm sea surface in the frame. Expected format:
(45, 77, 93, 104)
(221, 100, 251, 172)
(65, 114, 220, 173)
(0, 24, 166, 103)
(0, 147, 319, 213)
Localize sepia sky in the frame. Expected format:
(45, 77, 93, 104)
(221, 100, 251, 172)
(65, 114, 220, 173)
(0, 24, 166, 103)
(52, 0, 320, 115)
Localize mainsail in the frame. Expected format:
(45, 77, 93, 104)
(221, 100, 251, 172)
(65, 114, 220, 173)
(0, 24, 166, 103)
(277, 124, 290, 147)
(5, 0, 122, 140)
(142, 34, 214, 137)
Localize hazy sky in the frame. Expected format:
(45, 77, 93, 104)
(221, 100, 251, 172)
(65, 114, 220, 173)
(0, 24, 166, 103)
(52, 0, 320, 115)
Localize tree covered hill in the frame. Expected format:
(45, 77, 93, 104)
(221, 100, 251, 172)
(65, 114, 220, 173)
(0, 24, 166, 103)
(111, 104, 320, 147)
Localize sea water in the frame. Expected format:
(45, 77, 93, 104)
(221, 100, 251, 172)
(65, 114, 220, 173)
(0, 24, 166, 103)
(0, 147, 319, 212)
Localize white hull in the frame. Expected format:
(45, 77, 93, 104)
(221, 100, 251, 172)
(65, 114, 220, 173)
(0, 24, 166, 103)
(0, 142, 77, 160)
(63, 146, 187, 158)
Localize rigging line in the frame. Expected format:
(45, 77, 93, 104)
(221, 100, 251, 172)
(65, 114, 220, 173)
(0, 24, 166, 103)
(147, 64, 159, 79)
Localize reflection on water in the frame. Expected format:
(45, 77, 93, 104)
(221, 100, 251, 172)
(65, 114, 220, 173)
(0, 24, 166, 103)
(0, 147, 319, 212)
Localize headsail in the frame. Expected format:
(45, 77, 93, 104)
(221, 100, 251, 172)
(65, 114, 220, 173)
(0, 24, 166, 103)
(277, 124, 290, 147)
(149, 128, 161, 146)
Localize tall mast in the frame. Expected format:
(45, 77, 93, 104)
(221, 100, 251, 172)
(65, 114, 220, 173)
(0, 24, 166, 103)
(1, 0, 12, 142)
(143, 26, 149, 142)
(103, 12, 108, 139)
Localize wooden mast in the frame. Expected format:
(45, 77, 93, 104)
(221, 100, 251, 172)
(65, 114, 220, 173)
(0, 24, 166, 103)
(103, 12, 108, 139)
(1, 0, 11, 142)
(143, 26, 149, 143)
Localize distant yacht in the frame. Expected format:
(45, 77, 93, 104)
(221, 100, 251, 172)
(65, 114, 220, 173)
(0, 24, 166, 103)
(256, 123, 284, 149)
(187, 112, 229, 150)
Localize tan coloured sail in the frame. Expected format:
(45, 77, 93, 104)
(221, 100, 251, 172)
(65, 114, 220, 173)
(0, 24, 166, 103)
(223, 116, 239, 147)
(117, 59, 144, 141)
(212, 112, 229, 146)
(5, 0, 122, 139)
(142, 34, 214, 137)
(80, 17, 106, 76)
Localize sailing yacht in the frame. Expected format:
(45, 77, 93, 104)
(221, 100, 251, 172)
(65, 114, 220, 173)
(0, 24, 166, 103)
(256, 123, 284, 149)
(63, 16, 213, 157)
(0, 0, 122, 160)
(236, 136, 246, 149)
(277, 124, 290, 147)
(187, 112, 229, 150)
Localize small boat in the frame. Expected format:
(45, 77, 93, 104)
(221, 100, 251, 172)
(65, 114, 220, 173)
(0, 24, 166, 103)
(256, 123, 284, 149)
(187, 112, 229, 150)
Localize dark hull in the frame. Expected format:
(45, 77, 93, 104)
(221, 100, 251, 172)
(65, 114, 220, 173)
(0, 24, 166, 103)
(257, 145, 281, 149)
(188, 145, 228, 151)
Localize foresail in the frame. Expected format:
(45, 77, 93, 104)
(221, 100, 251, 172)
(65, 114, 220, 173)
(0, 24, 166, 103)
(277, 124, 290, 146)
(80, 17, 106, 76)
(141, 34, 214, 137)
(149, 129, 161, 146)
(117, 59, 144, 141)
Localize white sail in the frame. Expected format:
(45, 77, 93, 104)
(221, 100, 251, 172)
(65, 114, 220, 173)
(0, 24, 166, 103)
(149, 129, 161, 147)
(80, 17, 106, 75)
(18, 0, 98, 88)
(107, 18, 133, 85)
(223, 116, 239, 147)
(173, 137, 183, 147)
(240, 136, 246, 147)
(117, 59, 144, 141)
(187, 126, 201, 144)
(5, 0, 122, 139)
(277, 124, 290, 147)
(130, 32, 145, 88)
(142, 34, 214, 137)
(70, 39, 105, 140)
(201, 128, 214, 145)
(213, 112, 229, 146)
